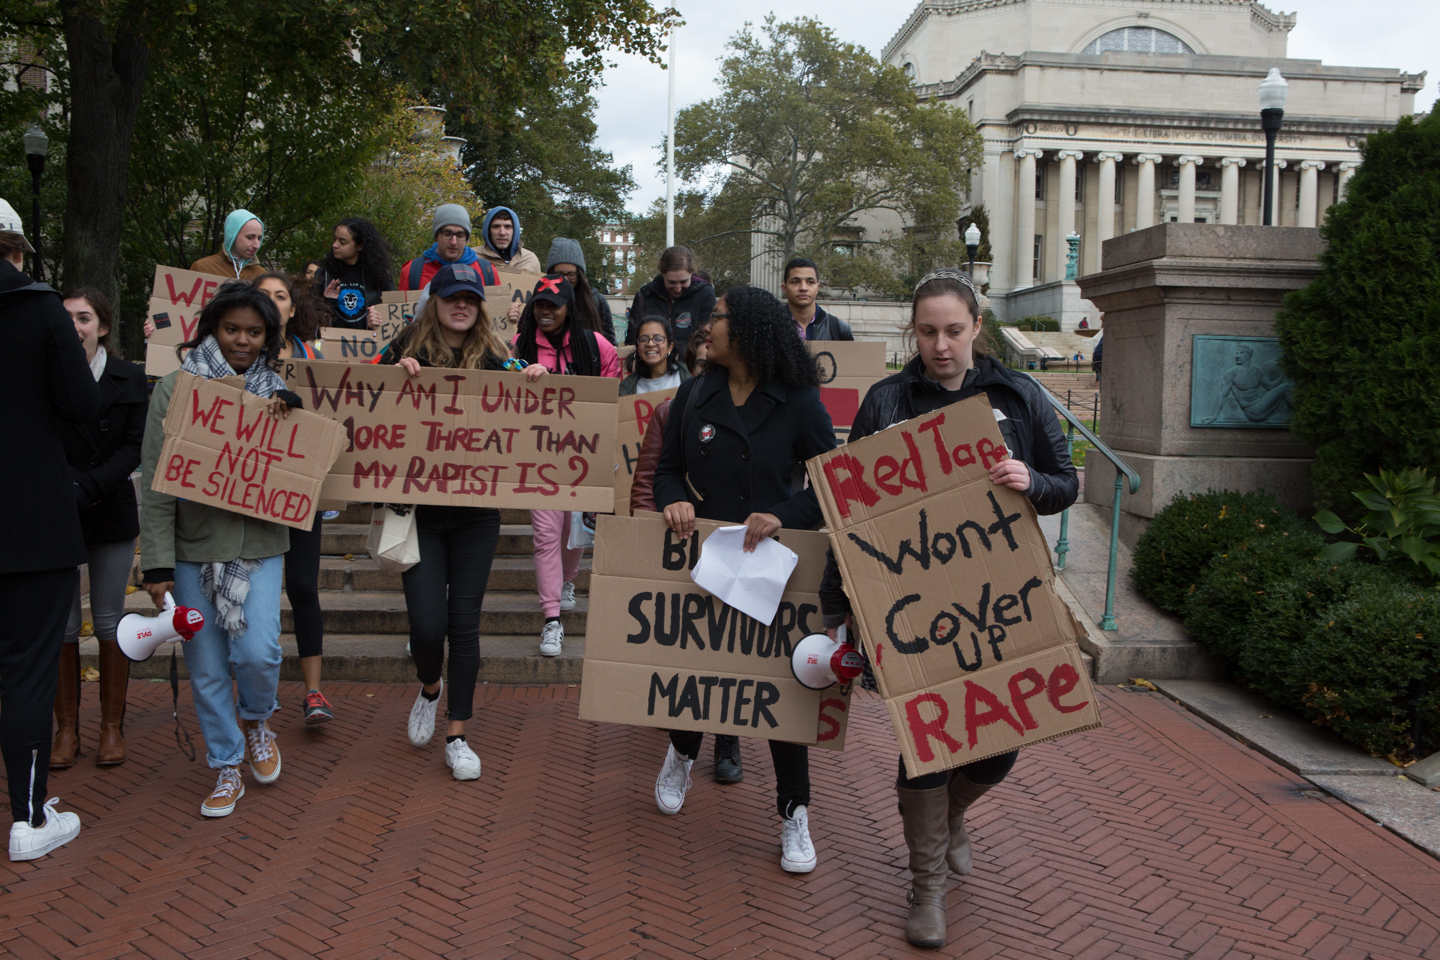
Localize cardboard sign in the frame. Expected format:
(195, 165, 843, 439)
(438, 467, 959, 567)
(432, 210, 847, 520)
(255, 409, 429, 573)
(807, 394, 1099, 776)
(808, 340, 887, 440)
(151, 372, 347, 530)
(279, 359, 619, 511)
(612, 388, 679, 518)
(487, 268, 543, 338)
(319, 318, 406, 361)
(579, 515, 852, 748)
(376, 299, 419, 327)
(146, 266, 231, 376)
(380, 290, 424, 304)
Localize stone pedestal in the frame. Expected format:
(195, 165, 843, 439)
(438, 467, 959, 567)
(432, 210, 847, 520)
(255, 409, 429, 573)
(1076, 223, 1323, 546)
(1000, 280, 1100, 331)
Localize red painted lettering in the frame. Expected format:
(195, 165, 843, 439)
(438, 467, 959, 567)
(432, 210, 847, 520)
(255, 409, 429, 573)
(903, 693, 964, 763)
(963, 679, 1026, 747)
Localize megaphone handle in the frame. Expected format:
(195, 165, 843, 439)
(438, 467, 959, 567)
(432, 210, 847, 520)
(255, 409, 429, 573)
(161, 591, 176, 612)
(836, 622, 847, 645)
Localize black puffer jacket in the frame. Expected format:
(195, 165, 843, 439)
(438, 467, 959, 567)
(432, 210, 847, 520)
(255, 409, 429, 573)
(818, 353, 1077, 639)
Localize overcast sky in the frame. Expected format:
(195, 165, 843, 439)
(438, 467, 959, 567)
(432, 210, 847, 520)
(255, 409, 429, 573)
(591, 0, 1438, 213)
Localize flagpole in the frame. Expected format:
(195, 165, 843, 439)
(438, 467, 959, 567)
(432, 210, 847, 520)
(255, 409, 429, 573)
(665, 31, 677, 248)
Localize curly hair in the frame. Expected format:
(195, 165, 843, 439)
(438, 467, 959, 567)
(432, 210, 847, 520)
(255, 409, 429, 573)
(321, 217, 394, 291)
(717, 286, 819, 389)
(178, 281, 282, 364)
(254, 272, 325, 344)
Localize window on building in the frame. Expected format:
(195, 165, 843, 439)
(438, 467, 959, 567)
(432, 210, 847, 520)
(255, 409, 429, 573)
(1035, 164, 1046, 201)
(967, 98, 974, 117)
(1082, 27, 1193, 55)
(903, 62, 916, 82)
(1033, 235, 1043, 281)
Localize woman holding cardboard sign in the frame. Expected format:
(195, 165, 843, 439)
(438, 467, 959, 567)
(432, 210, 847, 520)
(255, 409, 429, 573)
(651, 286, 837, 875)
(377, 263, 519, 782)
(818, 269, 1076, 948)
(312, 218, 394, 331)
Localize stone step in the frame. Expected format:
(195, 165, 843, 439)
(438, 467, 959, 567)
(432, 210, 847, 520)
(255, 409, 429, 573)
(76, 634, 584, 684)
(321, 523, 539, 557)
(316, 555, 592, 593)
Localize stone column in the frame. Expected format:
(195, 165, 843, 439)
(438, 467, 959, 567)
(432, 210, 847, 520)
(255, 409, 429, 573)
(1133, 154, 1163, 231)
(1267, 159, 1288, 225)
(1337, 161, 1358, 200)
(1218, 157, 1246, 225)
(1176, 156, 1203, 224)
(1014, 149, 1041, 290)
(1297, 161, 1326, 228)
(1056, 150, 1084, 279)
(1095, 152, 1124, 244)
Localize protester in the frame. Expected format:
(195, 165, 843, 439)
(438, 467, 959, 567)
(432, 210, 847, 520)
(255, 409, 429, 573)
(377, 263, 515, 781)
(477, 206, 542, 274)
(311, 218, 394, 330)
(783, 257, 853, 341)
(817, 269, 1076, 948)
(1093, 334, 1104, 383)
(625, 246, 715, 345)
(546, 238, 616, 344)
(303, 260, 321, 280)
(511, 274, 621, 657)
(51, 289, 147, 770)
(650, 286, 836, 874)
(140, 282, 301, 818)
(191, 209, 266, 280)
(1, 211, 99, 861)
(685, 324, 710, 377)
(631, 318, 711, 514)
(397, 204, 500, 292)
(619, 317, 689, 396)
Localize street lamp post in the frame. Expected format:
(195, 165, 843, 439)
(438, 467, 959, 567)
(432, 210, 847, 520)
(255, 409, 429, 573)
(964, 222, 981, 277)
(22, 126, 48, 281)
(1259, 68, 1288, 227)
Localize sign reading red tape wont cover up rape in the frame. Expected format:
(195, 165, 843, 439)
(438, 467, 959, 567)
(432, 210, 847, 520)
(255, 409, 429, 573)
(806, 394, 1100, 777)
(279, 359, 618, 511)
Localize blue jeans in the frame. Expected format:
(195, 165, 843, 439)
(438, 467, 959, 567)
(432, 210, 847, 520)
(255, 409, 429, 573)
(174, 556, 284, 770)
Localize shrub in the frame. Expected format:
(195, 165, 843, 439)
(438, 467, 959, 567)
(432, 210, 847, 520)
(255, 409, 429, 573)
(1015, 315, 1058, 332)
(1275, 111, 1440, 512)
(1315, 467, 1440, 582)
(1132, 490, 1305, 613)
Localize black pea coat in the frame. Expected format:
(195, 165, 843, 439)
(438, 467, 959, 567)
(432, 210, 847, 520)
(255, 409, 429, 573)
(57, 353, 148, 545)
(652, 369, 837, 528)
(0, 261, 101, 572)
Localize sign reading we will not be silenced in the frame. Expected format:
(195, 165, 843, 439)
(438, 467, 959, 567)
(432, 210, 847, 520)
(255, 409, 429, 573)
(279, 359, 619, 512)
(808, 394, 1100, 778)
(146, 265, 232, 377)
(580, 515, 852, 748)
(152, 373, 347, 530)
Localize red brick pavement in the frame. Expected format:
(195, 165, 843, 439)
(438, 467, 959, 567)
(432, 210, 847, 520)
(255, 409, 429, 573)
(3, 681, 1438, 959)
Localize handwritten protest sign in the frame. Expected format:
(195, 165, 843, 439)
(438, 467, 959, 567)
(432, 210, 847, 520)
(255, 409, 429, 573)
(808, 340, 887, 441)
(613, 388, 679, 517)
(279, 359, 618, 511)
(152, 372, 346, 530)
(808, 394, 1099, 777)
(580, 514, 852, 748)
(319, 319, 406, 362)
(146, 266, 231, 376)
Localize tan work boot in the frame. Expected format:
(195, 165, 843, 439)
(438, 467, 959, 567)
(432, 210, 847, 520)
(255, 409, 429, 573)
(242, 719, 282, 784)
(201, 766, 245, 818)
(947, 770, 998, 875)
(50, 643, 81, 768)
(898, 785, 950, 948)
(95, 640, 130, 765)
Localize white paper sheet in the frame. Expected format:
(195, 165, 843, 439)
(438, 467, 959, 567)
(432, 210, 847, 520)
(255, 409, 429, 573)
(689, 525, 799, 625)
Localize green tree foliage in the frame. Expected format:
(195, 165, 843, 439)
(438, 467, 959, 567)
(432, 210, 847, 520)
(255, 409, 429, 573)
(631, 189, 753, 292)
(1275, 111, 1440, 512)
(658, 16, 982, 296)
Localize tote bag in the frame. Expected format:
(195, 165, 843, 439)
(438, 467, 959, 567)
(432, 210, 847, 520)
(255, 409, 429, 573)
(367, 504, 421, 574)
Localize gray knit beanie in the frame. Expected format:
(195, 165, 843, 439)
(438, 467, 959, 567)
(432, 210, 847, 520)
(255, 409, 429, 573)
(546, 237, 586, 274)
(432, 203, 471, 239)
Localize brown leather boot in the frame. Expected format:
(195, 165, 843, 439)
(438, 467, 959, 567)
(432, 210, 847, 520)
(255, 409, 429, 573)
(50, 643, 81, 768)
(898, 785, 950, 948)
(96, 639, 130, 765)
(946, 770, 998, 876)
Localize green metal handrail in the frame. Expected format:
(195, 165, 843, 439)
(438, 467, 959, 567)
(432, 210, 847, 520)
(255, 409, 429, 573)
(1031, 381, 1141, 632)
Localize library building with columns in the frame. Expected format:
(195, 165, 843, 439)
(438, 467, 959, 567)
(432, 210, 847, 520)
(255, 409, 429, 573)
(877, 0, 1425, 329)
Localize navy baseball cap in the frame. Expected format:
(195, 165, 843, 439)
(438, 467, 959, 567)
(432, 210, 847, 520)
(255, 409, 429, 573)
(430, 262, 487, 300)
(531, 274, 575, 306)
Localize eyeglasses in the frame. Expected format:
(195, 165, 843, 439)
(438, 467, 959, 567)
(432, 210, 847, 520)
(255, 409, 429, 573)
(710, 312, 729, 320)
(557, 270, 579, 282)
(438, 228, 468, 241)
(636, 335, 669, 345)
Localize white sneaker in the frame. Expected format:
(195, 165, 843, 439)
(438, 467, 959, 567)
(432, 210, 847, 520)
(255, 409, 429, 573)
(539, 620, 564, 657)
(201, 767, 245, 818)
(408, 680, 442, 746)
(781, 805, 818, 873)
(559, 581, 578, 611)
(9, 798, 81, 861)
(445, 739, 482, 780)
(654, 744, 694, 815)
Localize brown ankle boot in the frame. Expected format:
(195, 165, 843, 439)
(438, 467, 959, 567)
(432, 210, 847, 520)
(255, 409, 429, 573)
(50, 643, 81, 768)
(96, 639, 130, 765)
(898, 785, 950, 948)
(946, 771, 998, 876)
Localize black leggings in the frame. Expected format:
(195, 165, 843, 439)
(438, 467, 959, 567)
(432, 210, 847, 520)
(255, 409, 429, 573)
(897, 751, 1018, 791)
(670, 730, 809, 818)
(402, 505, 501, 722)
(285, 514, 324, 659)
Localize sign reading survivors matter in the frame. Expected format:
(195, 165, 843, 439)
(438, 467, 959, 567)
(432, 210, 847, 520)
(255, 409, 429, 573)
(152, 373, 346, 530)
(580, 515, 852, 748)
(808, 394, 1100, 777)
(280, 359, 619, 511)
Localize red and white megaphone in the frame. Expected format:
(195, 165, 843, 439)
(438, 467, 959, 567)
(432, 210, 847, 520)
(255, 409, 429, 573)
(791, 623, 864, 690)
(117, 592, 205, 662)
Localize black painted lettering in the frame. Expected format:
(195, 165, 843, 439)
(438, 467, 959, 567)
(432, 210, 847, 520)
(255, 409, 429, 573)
(648, 673, 678, 716)
(752, 682, 781, 729)
(886, 594, 926, 654)
(733, 679, 754, 726)
(681, 594, 707, 651)
(626, 592, 653, 643)
(654, 593, 680, 646)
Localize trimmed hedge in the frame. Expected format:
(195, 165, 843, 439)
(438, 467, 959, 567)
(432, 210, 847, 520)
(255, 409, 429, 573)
(1015, 315, 1059, 332)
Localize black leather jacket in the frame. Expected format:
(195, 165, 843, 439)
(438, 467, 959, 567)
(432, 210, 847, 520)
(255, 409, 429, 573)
(804, 306, 854, 342)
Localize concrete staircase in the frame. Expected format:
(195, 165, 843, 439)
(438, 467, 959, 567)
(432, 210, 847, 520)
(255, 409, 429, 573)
(99, 501, 589, 685)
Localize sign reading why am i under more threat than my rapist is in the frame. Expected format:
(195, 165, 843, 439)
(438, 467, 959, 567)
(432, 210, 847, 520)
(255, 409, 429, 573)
(279, 358, 619, 512)
(152, 372, 347, 530)
(807, 393, 1101, 778)
(579, 514, 852, 749)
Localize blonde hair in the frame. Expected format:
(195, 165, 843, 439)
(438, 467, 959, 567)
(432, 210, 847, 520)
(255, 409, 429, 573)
(399, 293, 507, 369)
